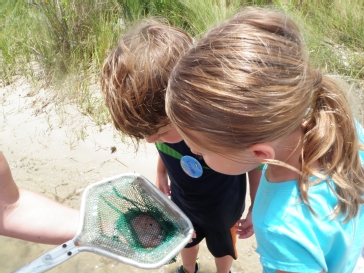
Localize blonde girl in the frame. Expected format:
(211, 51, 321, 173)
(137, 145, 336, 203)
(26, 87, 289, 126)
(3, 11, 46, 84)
(166, 7, 364, 273)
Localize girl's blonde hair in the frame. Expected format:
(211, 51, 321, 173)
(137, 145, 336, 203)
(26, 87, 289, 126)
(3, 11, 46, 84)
(166, 7, 364, 221)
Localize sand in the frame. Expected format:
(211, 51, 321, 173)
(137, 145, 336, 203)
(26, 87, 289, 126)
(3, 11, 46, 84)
(0, 78, 261, 273)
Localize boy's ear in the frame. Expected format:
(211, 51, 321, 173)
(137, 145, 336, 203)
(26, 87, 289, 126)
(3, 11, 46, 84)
(247, 144, 275, 162)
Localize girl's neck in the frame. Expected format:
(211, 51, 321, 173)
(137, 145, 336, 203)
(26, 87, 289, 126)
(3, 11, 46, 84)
(265, 128, 304, 183)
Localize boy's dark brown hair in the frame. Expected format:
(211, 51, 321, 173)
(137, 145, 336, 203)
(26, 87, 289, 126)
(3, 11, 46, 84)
(101, 20, 194, 142)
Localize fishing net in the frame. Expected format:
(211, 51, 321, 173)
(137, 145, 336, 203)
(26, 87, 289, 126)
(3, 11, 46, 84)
(14, 173, 193, 273)
(80, 174, 187, 264)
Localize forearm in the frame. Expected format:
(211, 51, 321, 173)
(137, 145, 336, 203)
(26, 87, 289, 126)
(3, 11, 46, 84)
(247, 168, 261, 210)
(155, 155, 171, 195)
(2, 188, 79, 245)
(236, 169, 260, 239)
(156, 155, 167, 175)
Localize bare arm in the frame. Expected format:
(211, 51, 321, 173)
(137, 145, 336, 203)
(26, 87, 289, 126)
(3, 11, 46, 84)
(155, 154, 170, 196)
(0, 152, 79, 244)
(236, 168, 261, 239)
(247, 167, 261, 210)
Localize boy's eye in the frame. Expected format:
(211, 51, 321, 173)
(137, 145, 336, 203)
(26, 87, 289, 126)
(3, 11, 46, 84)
(158, 131, 169, 137)
(191, 151, 203, 159)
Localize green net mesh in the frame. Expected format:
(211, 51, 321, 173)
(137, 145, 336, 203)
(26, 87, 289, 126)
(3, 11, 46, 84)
(77, 174, 190, 265)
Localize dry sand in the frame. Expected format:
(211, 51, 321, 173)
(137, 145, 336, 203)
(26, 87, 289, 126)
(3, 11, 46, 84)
(0, 78, 261, 273)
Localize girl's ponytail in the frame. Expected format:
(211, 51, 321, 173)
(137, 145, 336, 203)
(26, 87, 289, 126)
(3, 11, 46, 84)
(301, 72, 364, 221)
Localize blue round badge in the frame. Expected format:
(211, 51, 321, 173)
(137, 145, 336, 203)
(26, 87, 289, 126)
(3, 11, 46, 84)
(180, 155, 203, 178)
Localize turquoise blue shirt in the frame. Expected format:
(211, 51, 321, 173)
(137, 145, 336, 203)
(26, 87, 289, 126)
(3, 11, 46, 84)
(253, 121, 364, 272)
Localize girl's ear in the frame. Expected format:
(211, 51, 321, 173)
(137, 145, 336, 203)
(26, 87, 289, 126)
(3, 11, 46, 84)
(247, 144, 275, 162)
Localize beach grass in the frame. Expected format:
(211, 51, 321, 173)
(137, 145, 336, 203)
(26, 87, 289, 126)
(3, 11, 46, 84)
(1, 0, 363, 126)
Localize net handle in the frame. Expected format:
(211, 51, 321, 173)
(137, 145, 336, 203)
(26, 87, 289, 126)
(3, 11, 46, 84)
(12, 240, 79, 273)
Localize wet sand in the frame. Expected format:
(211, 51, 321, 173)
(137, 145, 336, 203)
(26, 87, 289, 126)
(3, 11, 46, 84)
(0, 78, 261, 273)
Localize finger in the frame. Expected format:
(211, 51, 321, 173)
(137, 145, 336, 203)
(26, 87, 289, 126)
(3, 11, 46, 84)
(164, 187, 171, 196)
(238, 229, 254, 239)
(189, 231, 197, 243)
(237, 227, 254, 239)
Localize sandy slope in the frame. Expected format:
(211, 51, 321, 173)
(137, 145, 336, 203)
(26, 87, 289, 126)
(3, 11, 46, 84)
(0, 78, 261, 273)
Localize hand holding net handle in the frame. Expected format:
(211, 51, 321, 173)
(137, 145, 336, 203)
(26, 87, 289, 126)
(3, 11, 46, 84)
(12, 173, 193, 272)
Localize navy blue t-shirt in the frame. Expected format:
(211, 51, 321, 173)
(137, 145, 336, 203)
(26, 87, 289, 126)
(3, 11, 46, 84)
(156, 141, 246, 231)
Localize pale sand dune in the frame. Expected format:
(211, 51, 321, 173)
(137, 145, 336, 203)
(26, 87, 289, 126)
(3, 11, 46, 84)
(0, 78, 261, 273)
